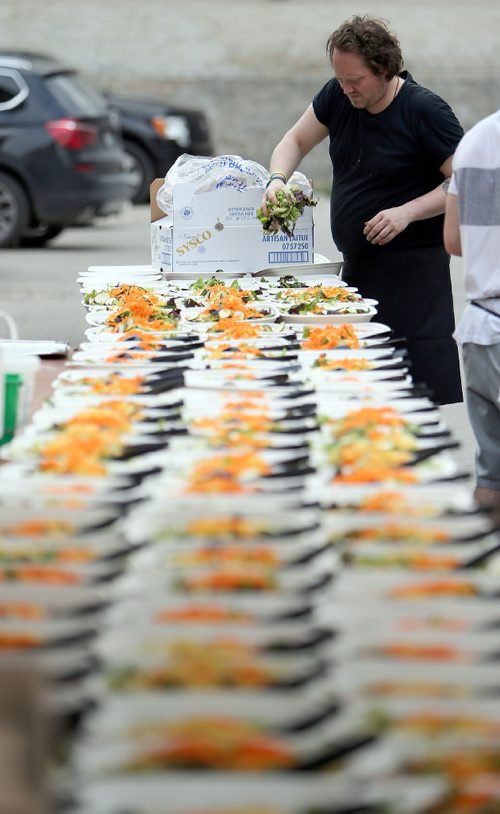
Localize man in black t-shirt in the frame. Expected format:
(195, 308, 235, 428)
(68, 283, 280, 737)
(262, 15, 464, 404)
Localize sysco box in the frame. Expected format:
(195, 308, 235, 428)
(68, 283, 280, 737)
(150, 179, 314, 274)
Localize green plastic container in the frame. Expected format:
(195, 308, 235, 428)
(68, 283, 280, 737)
(0, 373, 22, 446)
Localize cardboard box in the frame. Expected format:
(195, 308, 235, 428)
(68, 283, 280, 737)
(150, 178, 314, 274)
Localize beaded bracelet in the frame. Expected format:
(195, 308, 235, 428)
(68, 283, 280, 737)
(266, 171, 287, 188)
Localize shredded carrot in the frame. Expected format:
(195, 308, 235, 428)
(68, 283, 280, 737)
(179, 565, 277, 592)
(0, 632, 42, 649)
(0, 566, 81, 584)
(155, 604, 250, 623)
(192, 408, 273, 447)
(0, 519, 74, 537)
(350, 523, 450, 544)
(333, 466, 417, 484)
(370, 642, 462, 661)
(313, 353, 373, 371)
(0, 603, 45, 620)
(173, 546, 279, 567)
(38, 400, 142, 475)
(125, 716, 296, 771)
(205, 342, 266, 360)
(301, 324, 361, 350)
(184, 451, 271, 493)
(207, 317, 270, 338)
(388, 579, 478, 599)
(185, 517, 267, 538)
(83, 372, 145, 395)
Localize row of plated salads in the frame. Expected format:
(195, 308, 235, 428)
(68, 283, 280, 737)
(0, 265, 499, 814)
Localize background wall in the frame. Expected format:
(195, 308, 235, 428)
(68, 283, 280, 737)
(1, 0, 499, 185)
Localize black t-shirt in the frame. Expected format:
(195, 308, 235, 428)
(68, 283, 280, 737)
(312, 71, 464, 259)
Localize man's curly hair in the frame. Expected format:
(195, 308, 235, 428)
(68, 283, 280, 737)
(326, 15, 403, 79)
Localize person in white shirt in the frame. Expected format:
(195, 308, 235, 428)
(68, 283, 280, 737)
(444, 110, 500, 517)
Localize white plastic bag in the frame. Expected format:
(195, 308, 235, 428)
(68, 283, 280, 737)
(156, 153, 313, 216)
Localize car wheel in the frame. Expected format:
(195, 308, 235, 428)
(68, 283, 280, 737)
(124, 140, 155, 204)
(19, 224, 65, 248)
(0, 172, 30, 248)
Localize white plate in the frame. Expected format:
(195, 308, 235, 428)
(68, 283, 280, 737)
(75, 777, 366, 814)
(81, 684, 339, 733)
(329, 569, 500, 602)
(85, 310, 180, 328)
(171, 276, 263, 292)
(0, 505, 116, 532)
(320, 483, 475, 513)
(0, 582, 109, 617)
(77, 338, 201, 353)
(54, 368, 180, 386)
(255, 261, 344, 277)
(83, 326, 200, 343)
(81, 287, 172, 307)
(164, 270, 248, 280)
(182, 369, 300, 390)
(67, 354, 183, 370)
(123, 504, 321, 544)
(181, 387, 315, 415)
(79, 282, 168, 297)
(86, 265, 157, 273)
(307, 368, 410, 384)
(282, 306, 377, 325)
(0, 339, 71, 357)
(296, 321, 391, 338)
(260, 275, 346, 289)
(69, 346, 193, 365)
(309, 451, 461, 491)
(108, 588, 316, 624)
(314, 395, 437, 417)
(75, 777, 446, 814)
(74, 702, 376, 783)
(71, 347, 160, 361)
(324, 510, 496, 541)
(16, 399, 176, 434)
(113, 549, 334, 598)
(78, 275, 164, 287)
(271, 286, 362, 304)
(309, 380, 414, 398)
(180, 303, 279, 327)
(298, 348, 404, 365)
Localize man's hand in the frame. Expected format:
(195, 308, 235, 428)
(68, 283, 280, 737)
(260, 179, 286, 216)
(363, 206, 410, 245)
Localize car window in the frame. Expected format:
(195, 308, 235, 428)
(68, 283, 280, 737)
(44, 72, 108, 116)
(0, 69, 29, 111)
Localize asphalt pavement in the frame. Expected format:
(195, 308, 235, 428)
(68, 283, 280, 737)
(0, 197, 476, 482)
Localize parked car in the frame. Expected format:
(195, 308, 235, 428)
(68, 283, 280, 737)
(106, 93, 214, 204)
(0, 50, 135, 247)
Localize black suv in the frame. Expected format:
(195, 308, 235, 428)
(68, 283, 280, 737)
(107, 93, 214, 204)
(0, 51, 134, 247)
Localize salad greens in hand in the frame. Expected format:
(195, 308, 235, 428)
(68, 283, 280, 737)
(257, 185, 317, 238)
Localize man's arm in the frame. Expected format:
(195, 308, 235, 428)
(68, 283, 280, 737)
(262, 105, 328, 210)
(363, 154, 455, 245)
(443, 189, 462, 257)
(269, 104, 329, 180)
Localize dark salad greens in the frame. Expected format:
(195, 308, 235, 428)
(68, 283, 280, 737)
(257, 185, 317, 238)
